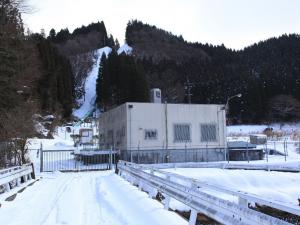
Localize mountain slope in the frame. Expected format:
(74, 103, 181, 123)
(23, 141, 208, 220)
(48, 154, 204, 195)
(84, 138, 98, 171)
(125, 21, 300, 123)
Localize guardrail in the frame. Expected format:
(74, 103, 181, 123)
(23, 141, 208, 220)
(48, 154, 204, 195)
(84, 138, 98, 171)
(135, 161, 300, 172)
(0, 164, 35, 193)
(118, 161, 296, 225)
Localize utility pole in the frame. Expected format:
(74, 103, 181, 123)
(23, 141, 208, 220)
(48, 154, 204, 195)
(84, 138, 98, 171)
(184, 76, 193, 104)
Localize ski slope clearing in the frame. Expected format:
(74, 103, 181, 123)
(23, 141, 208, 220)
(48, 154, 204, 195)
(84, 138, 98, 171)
(163, 168, 300, 211)
(117, 43, 133, 55)
(0, 171, 187, 225)
(73, 47, 112, 119)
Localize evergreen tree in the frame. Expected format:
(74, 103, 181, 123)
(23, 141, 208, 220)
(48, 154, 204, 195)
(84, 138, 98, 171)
(96, 51, 149, 110)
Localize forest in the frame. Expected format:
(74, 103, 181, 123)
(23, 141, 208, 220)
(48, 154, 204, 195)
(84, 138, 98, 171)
(126, 20, 300, 123)
(0, 0, 75, 166)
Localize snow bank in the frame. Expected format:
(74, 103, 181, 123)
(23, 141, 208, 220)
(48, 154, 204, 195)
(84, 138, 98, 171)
(164, 168, 300, 210)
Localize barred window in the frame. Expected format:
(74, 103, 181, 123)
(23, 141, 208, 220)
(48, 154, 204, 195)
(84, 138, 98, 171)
(174, 124, 191, 142)
(145, 129, 157, 140)
(201, 124, 217, 142)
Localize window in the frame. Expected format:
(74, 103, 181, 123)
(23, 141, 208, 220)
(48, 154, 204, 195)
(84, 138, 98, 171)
(174, 124, 191, 142)
(201, 124, 217, 142)
(156, 91, 161, 98)
(81, 130, 92, 137)
(145, 129, 158, 140)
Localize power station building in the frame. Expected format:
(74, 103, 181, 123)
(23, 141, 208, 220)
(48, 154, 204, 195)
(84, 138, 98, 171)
(98, 101, 227, 163)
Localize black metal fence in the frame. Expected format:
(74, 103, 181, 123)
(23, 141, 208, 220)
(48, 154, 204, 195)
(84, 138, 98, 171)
(41, 150, 116, 172)
(120, 148, 227, 164)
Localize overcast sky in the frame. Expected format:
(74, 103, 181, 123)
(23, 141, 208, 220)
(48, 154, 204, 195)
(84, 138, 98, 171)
(24, 0, 300, 50)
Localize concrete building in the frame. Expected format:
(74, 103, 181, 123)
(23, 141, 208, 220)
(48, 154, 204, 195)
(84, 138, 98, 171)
(99, 102, 227, 163)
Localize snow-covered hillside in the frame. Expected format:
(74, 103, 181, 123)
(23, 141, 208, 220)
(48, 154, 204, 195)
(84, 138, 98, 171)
(73, 44, 133, 120)
(117, 43, 133, 55)
(73, 47, 112, 119)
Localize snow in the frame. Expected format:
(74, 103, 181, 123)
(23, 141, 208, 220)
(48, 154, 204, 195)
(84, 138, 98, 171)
(73, 47, 112, 119)
(117, 43, 133, 55)
(162, 168, 300, 212)
(0, 171, 187, 225)
(227, 123, 300, 136)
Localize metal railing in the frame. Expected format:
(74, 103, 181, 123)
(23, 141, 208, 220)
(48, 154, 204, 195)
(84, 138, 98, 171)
(0, 164, 35, 193)
(118, 161, 296, 225)
(120, 148, 227, 164)
(40, 149, 116, 172)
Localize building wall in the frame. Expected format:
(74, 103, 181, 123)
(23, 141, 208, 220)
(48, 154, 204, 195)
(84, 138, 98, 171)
(125, 103, 226, 150)
(166, 104, 226, 149)
(99, 103, 226, 153)
(126, 103, 166, 150)
(99, 104, 127, 149)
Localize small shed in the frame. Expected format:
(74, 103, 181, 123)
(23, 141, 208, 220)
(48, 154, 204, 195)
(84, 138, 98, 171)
(228, 141, 263, 161)
(250, 134, 267, 145)
(79, 128, 93, 145)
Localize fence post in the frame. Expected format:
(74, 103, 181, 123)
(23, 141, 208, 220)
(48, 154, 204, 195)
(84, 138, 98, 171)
(246, 142, 249, 163)
(185, 143, 187, 163)
(109, 146, 113, 170)
(284, 139, 287, 162)
(40, 143, 43, 173)
(265, 143, 268, 163)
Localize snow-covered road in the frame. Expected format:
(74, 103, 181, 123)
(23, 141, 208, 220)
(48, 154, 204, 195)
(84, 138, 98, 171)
(0, 171, 187, 225)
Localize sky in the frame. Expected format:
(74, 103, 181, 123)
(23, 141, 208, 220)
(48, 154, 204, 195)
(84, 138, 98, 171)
(23, 0, 300, 50)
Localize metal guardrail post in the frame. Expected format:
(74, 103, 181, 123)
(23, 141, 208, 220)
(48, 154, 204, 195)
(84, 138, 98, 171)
(238, 197, 248, 207)
(189, 209, 197, 225)
(118, 161, 296, 225)
(31, 163, 36, 179)
(164, 175, 171, 210)
(16, 177, 21, 187)
(5, 183, 11, 192)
